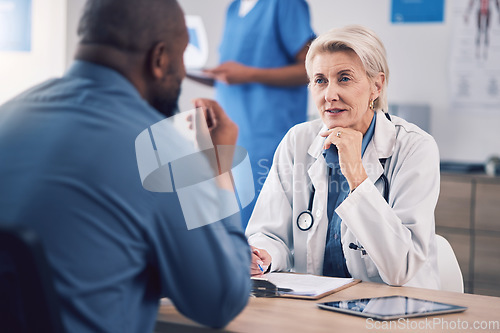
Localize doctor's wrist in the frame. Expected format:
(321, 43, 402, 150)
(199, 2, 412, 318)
(348, 175, 368, 193)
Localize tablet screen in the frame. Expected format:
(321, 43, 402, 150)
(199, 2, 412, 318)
(317, 296, 467, 320)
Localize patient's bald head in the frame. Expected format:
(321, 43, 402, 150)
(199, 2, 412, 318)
(77, 0, 184, 52)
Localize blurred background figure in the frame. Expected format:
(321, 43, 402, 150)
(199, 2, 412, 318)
(191, 0, 315, 228)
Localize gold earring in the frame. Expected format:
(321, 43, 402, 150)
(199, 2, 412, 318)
(369, 100, 374, 110)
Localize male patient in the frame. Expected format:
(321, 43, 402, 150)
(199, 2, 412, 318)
(0, 0, 250, 332)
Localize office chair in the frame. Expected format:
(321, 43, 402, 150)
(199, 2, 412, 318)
(0, 226, 65, 333)
(436, 234, 464, 293)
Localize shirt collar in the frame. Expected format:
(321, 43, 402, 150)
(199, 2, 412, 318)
(65, 60, 143, 101)
(361, 111, 376, 156)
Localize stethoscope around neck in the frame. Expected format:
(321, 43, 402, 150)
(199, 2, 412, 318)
(296, 159, 390, 232)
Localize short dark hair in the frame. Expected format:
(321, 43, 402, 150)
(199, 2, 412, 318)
(77, 0, 183, 52)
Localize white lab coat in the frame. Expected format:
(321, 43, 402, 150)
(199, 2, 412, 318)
(246, 110, 441, 289)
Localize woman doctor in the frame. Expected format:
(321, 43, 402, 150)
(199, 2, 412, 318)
(246, 25, 441, 289)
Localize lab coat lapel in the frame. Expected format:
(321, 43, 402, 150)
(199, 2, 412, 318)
(301, 128, 329, 274)
(307, 127, 328, 231)
(362, 144, 384, 184)
(363, 110, 396, 191)
(372, 110, 396, 160)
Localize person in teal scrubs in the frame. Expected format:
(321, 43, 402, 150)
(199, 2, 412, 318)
(201, 0, 315, 227)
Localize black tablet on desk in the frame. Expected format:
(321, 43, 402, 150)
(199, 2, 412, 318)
(317, 296, 467, 320)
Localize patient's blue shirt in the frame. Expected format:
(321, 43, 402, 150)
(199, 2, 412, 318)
(0, 61, 250, 332)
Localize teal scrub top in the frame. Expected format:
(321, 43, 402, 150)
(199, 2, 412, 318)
(216, 0, 315, 225)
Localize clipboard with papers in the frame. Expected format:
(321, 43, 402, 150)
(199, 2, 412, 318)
(251, 272, 360, 300)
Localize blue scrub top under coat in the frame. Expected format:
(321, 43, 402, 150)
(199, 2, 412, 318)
(322, 112, 377, 277)
(216, 0, 315, 227)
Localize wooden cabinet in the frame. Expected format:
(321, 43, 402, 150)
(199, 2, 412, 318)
(475, 183, 500, 232)
(435, 173, 500, 297)
(474, 235, 500, 296)
(435, 178, 472, 229)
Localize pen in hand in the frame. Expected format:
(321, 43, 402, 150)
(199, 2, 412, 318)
(251, 247, 267, 276)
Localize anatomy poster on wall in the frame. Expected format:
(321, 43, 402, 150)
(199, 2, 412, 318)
(450, 0, 500, 113)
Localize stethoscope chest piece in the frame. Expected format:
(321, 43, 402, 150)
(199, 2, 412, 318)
(297, 210, 314, 231)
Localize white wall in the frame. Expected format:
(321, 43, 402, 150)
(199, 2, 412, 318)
(0, 0, 66, 104)
(41, 0, 500, 163)
(65, 0, 86, 68)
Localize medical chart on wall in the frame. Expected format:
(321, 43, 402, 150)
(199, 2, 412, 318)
(391, 0, 445, 23)
(450, 0, 500, 113)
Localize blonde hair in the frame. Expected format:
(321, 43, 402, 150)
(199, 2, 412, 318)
(305, 25, 389, 112)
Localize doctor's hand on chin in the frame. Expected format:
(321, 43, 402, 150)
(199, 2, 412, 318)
(320, 127, 368, 192)
(250, 246, 272, 277)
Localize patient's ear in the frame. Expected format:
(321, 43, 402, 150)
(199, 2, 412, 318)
(148, 41, 169, 80)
